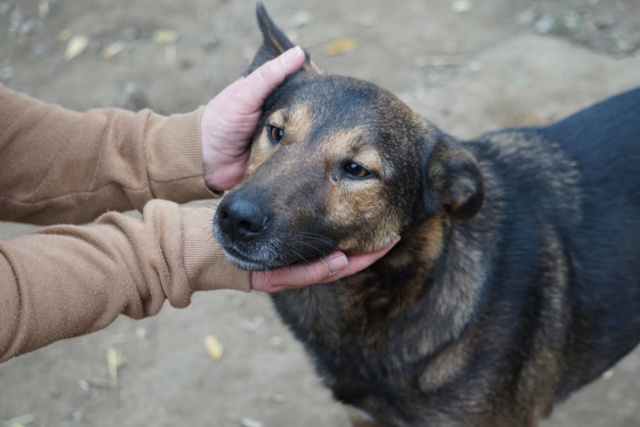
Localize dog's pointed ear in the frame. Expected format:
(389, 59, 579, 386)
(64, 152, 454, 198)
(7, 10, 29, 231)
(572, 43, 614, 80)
(423, 136, 484, 220)
(247, 3, 316, 75)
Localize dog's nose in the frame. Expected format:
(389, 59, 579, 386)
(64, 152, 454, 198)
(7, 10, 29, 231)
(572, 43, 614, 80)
(217, 197, 269, 243)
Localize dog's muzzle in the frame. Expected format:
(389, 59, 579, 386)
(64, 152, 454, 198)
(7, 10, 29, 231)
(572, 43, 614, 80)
(213, 188, 337, 271)
(213, 190, 275, 271)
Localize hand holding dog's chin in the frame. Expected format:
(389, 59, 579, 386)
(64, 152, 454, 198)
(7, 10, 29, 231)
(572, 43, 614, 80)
(200, 46, 306, 192)
(250, 237, 400, 293)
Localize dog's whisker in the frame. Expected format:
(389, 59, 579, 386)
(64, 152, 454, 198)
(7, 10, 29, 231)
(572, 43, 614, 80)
(293, 239, 330, 258)
(297, 232, 335, 246)
(286, 246, 312, 266)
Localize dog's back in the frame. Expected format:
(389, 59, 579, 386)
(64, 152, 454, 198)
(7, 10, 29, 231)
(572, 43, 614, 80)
(458, 88, 640, 410)
(540, 88, 640, 394)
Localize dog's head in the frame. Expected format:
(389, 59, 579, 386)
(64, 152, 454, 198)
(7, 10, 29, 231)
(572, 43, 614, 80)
(213, 4, 483, 271)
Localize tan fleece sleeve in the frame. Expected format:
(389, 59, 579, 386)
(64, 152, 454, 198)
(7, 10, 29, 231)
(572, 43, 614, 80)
(0, 84, 213, 225)
(0, 200, 250, 362)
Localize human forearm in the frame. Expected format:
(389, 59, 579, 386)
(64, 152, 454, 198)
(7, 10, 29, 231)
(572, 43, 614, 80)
(0, 201, 249, 362)
(0, 84, 212, 225)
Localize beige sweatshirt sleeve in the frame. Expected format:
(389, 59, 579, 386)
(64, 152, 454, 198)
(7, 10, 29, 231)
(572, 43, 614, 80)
(0, 85, 251, 362)
(0, 201, 250, 362)
(0, 84, 214, 224)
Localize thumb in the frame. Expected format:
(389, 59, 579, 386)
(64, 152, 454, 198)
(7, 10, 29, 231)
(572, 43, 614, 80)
(250, 237, 400, 293)
(237, 46, 306, 110)
(251, 252, 348, 293)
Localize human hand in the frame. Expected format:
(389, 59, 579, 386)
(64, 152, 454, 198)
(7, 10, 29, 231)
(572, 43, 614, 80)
(200, 46, 306, 192)
(250, 237, 401, 293)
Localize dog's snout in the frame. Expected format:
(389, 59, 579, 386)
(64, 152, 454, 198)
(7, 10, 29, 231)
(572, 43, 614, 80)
(218, 197, 269, 242)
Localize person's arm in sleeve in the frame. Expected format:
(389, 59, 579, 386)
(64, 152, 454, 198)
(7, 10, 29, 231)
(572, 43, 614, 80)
(0, 84, 214, 225)
(0, 200, 249, 362)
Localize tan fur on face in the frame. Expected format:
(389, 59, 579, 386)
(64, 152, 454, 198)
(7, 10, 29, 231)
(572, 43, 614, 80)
(321, 126, 386, 178)
(320, 128, 400, 254)
(246, 106, 316, 176)
(245, 105, 402, 255)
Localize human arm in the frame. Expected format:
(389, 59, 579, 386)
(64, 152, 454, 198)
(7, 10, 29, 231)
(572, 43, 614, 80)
(0, 84, 212, 225)
(0, 201, 249, 362)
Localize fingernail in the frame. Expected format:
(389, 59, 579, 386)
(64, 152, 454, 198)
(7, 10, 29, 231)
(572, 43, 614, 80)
(328, 253, 348, 273)
(281, 46, 304, 66)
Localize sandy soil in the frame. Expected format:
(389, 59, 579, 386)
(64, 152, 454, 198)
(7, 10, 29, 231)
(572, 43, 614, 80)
(1, 0, 639, 426)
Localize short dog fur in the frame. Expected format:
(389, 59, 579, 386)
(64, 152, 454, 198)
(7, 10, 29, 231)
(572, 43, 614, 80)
(213, 5, 640, 426)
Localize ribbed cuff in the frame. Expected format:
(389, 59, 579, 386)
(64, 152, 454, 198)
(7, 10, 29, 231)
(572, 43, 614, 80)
(181, 207, 251, 293)
(145, 106, 215, 203)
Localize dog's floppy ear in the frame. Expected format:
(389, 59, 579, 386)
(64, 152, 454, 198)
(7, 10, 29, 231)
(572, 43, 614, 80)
(423, 136, 484, 220)
(247, 3, 315, 75)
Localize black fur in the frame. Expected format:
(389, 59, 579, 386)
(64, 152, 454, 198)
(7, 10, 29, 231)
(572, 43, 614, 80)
(213, 4, 640, 426)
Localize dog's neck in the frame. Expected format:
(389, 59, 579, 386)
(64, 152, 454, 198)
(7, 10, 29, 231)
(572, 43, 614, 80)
(271, 214, 489, 359)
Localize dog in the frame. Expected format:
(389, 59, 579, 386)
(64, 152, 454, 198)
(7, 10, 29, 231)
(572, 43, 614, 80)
(213, 4, 640, 426)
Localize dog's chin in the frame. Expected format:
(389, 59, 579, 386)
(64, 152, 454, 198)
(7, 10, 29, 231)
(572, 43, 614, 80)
(220, 247, 297, 272)
(221, 246, 326, 272)
(221, 248, 274, 272)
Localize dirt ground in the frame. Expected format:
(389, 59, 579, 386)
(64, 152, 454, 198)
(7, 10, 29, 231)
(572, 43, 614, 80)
(1, 0, 640, 426)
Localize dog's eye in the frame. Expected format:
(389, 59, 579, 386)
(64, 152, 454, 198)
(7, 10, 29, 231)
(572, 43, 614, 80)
(344, 162, 372, 179)
(267, 125, 284, 144)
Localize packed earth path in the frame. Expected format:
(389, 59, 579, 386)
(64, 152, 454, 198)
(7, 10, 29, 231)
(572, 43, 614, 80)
(1, 0, 639, 426)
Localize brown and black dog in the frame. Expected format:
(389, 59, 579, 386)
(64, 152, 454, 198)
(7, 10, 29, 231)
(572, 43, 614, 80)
(213, 4, 640, 426)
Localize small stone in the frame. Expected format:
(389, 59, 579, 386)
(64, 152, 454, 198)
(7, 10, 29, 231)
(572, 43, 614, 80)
(563, 10, 582, 31)
(78, 379, 91, 391)
(120, 26, 139, 42)
(451, 0, 473, 14)
(516, 9, 537, 27)
(38, 0, 49, 18)
(19, 19, 37, 35)
(534, 14, 555, 34)
(269, 335, 284, 346)
(196, 8, 210, 21)
(273, 394, 287, 403)
(31, 42, 46, 56)
(469, 61, 482, 72)
(0, 60, 14, 82)
(240, 315, 264, 331)
(202, 36, 222, 53)
(71, 411, 84, 422)
(358, 15, 377, 28)
(240, 417, 264, 427)
(0, 2, 12, 18)
(49, 386, 61, 399)
(135, 326, 148, 340)
(290, 10, 314, 28)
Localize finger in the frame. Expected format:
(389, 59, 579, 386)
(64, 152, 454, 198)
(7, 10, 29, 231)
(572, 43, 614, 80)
(251, 251, 348, 293)
(250, 237, 401, 293)
(326, 237, 400, 282)
(237, 46, 306, 109)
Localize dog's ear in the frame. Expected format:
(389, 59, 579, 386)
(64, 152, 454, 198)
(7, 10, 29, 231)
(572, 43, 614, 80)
(247, 3, 316, 75)
(423, 136, 484, 220)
